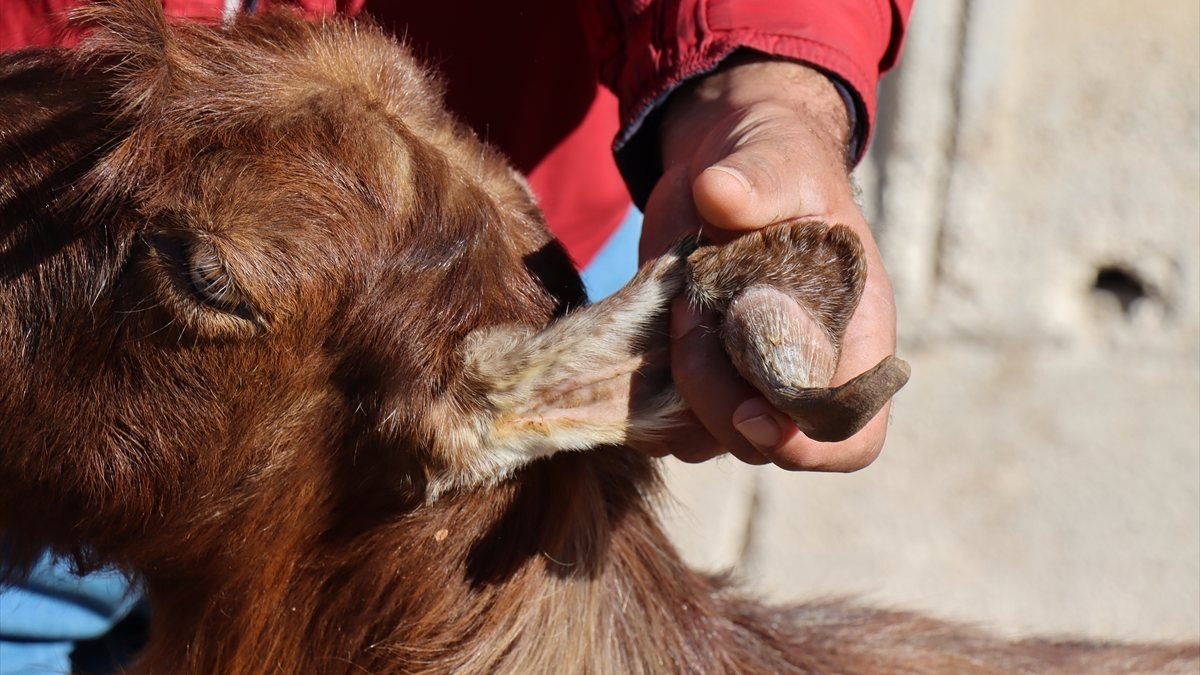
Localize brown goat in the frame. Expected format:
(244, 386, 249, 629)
(0, 3, 1195, 673)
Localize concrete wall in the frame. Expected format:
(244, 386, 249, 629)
(660, 0, 1200, 642)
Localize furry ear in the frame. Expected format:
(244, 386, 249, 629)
(428, 242, 694, 493)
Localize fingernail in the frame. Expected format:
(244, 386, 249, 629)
(735, 414, 781, 450)
(708, 165, 753, 194)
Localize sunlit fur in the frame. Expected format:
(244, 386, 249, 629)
(0, 3, 1195, 673)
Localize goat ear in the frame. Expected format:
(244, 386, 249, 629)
(431, 243, 694, 491)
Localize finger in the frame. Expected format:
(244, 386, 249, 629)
(673, 408, 772, 466)
(660, 411, 725, 464)
(669, 299, 770, 464)
(734, 395, 891, 472)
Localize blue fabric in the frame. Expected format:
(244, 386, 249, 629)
(580, 205, 642, 301)
(0, 555, 140, 674)
(0, 641, 74, 675)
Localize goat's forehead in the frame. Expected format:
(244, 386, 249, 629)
(156, 19, 442, 140)
(81, 14, 465, 253)
(128, 98, 426, 248)
(132, 148, 385, 243)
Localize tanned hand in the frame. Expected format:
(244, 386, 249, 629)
(640, 53, 899, 472)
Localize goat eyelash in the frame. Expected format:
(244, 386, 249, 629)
(185, 238, 241, 312)
(148, 231, 262, 327)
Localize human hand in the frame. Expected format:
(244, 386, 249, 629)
(639, 53, 898, 471)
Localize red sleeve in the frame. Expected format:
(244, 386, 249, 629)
(586, 0, 913, 205)
(590, 0, 911, 145)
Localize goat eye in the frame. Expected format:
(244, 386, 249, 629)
(149, 231, 257, 323)
(186, 239, 241, 312)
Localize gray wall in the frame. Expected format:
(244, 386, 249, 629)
(662, 0, 1200, 642)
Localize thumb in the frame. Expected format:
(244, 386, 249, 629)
(690, 114, 849, 237)
(692, 148, 787, 235)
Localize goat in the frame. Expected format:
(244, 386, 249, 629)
(0, 3, 1195, 673)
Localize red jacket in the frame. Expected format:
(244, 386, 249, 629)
(0, 0, 911, 268)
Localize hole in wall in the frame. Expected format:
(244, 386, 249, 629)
(1092, 265, 1149, 316)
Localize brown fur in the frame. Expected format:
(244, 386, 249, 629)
(0, 3, 1195, 673)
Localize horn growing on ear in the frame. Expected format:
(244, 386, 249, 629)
(433, 221, 909, 494)
(686, 222, 912, 443)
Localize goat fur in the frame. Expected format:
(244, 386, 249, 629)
(0, 3, 1195, 673)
